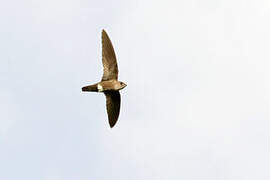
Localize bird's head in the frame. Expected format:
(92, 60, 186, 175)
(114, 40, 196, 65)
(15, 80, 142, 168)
(119, 81, 127, 90)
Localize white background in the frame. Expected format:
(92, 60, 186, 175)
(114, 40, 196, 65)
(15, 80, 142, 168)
(1, 0, 270, 179)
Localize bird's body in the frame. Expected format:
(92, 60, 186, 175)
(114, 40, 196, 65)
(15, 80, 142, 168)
(82, 79, 126, 92)
(82, 29, 126, 128)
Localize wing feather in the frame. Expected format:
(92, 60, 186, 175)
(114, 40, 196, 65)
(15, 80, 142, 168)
(101, 30, 118, 81)
(104, 91, 121, 128)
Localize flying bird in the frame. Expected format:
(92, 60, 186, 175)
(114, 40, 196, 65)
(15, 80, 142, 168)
(82, 29, 127, 128)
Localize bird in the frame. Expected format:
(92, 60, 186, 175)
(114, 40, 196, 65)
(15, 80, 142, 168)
(82, 29, 127, 128)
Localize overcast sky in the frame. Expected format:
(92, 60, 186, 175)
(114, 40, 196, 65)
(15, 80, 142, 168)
(1, 0, 270, 179)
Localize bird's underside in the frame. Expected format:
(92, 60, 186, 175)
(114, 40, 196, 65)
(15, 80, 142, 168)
(82, 29, 126, 128)
(82, 80, 124, 92)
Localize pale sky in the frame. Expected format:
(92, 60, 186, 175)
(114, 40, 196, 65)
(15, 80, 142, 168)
(1, 0, 270, 179)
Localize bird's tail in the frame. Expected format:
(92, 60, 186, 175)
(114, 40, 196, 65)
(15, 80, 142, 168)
(82, 84, 98, 92)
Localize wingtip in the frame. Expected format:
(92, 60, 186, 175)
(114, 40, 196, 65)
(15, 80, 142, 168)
(109, 118, 118, 128)
(109, 122, 116, 128)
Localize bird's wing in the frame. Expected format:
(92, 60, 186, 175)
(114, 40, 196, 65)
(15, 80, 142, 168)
(101, 29, 118, 81)
(104, 91, 121, 128)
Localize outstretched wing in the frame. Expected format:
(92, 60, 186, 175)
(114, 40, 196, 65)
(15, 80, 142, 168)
(101, 29, 118, 81)
(104, 91, 121, 128)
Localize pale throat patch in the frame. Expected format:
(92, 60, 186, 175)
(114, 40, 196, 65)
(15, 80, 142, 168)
(97, 84, 103, 92)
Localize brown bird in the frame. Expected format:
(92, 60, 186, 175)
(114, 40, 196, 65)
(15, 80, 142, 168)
(82, 29, 127, 128)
